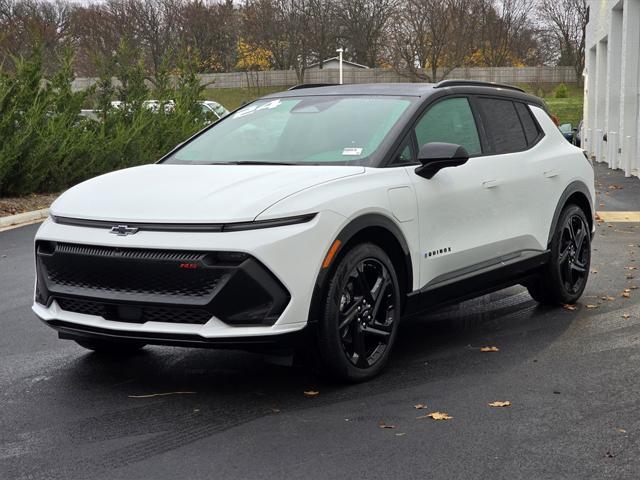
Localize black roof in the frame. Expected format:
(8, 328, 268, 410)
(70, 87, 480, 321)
(263, 81, 545, 108)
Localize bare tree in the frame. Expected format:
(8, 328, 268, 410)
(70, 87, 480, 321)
(338, 0, 397, 67)
(390, 0, 478, 82)
(474, 0, 533, 66)
(538, 0, 587, 84)
(307, 0, 338, 67)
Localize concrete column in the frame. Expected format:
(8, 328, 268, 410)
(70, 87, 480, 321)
(594, 39, 608, 162)
(606, 7, 623, 167)
(619, 0, 640, 144)
(585, 47, 597, 156)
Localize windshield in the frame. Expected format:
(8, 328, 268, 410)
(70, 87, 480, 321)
(164, 95, 412, 166)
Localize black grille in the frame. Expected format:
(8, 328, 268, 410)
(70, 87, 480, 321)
(56, 298, 212, 324)
(38, 242, 237, 304)
(36, 241, 290, 326)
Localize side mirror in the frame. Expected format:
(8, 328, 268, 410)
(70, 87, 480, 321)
(415, 142, 470, 179)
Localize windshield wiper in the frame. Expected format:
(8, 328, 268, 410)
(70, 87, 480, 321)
(229, 161, 297, 166)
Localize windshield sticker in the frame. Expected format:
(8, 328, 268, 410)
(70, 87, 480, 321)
(342, 147, 363, 156)
(233, 99, 282, 118)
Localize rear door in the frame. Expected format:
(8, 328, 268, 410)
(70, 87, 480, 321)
(472, 96, 550, 255)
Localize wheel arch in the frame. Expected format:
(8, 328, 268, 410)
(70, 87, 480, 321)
(307, 213, 414, 324)
(547, 181, 594, 246)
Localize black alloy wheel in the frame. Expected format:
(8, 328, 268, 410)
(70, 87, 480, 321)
(557, 212, 589, 295)
(314, 243, 401, 382)
(526, 204, 591, 305)
(338, 258, 397, 368)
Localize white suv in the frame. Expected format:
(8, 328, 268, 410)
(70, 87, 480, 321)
(33, 81, 595, 382)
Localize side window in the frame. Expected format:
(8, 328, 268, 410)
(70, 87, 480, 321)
(514, 102, 541, 146)
(477, 98, 527, 154)
(389, 135, 414, 165)
(414, 97, 482, 156)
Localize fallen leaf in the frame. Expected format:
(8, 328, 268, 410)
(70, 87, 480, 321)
(586, 304, 599, 309)
(624, 288, 631, 293)
(630, 285, 638, 290)
(378, 420, 396, 429)
(591, 269, 598, 274)
(627, 266, 638, 270)
(622, 314, 631, 320)
(128, 391, 196, 398)
(617, 428, 627, 433)
(303, 390, 319, 397)
(414, 404, 428, 409)
(480, 346, 500, 352)
(395, 432, 406, 437)
(563, 304, 577, 311)
(622, 292, 631, 298)
(488, 401, 512, 408)
(417, 411, 453, 421)
(601, 295, 616, 301)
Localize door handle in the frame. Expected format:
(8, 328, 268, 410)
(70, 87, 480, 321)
(482, 179, 501, 189)
(544, 169, 562, 178)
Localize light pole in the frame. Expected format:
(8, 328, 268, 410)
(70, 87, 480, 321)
(336, 48, 343, 85)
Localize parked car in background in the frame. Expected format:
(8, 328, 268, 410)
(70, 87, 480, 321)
(200, 100, 230, 121)
(33, 81, 594, 382)
(559, 122, 580, 147)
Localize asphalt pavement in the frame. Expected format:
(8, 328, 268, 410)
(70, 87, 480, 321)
(1, 163, 640, 480)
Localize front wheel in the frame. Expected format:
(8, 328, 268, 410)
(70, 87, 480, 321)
(527, 204, 591, 305)
(314, 243, 402, 382)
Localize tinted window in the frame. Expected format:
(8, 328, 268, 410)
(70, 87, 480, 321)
(478, 98, 527, 154)
(414, 97, 481, 155)
(389, 135, 414, 165)
(514, 102, 540, 145)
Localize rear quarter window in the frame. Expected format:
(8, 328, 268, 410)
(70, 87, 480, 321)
(514, 102, 541, 146)
(477, 98, 527, 154)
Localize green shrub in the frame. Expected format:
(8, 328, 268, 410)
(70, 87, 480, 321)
(0, 44, 209, 197)
(554, 83, 568, 99)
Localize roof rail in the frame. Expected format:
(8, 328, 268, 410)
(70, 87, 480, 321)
(433, 79, 524, 93)
(288, 83, 339, 90)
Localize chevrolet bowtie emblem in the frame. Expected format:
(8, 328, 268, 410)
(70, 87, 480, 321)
(109, 225, 139, 236)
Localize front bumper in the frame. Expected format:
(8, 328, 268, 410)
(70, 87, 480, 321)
(33, 210, 346, 341)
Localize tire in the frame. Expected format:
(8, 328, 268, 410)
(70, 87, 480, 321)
(527, 204, 591, 305)
(75, 339, 146, 354)
(314, 243, 402, 382)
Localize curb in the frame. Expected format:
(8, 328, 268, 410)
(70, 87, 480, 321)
(0, 208, 49, 230)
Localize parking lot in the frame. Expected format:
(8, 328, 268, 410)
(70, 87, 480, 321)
(1, 163, 640, 479)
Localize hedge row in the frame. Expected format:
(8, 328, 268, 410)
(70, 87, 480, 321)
(0, 46, 210, 197)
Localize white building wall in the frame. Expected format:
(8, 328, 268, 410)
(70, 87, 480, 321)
(585, 0, 640, 177)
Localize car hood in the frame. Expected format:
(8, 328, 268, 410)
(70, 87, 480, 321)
(51, 164, 365, 223)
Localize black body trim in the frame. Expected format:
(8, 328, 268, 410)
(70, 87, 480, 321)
(405, 250, 550, 315)
(307, 213, 413, 324)
(51, 213, 316, 233)
(47, 320, 304, 351)
(288, 83, 338, 90)
(547, 181, 594, 245)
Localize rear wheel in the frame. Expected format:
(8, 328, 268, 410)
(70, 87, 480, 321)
(314, 243, 401, 382)
(527, 204, 591, 305)
(75, 339, 146, 354)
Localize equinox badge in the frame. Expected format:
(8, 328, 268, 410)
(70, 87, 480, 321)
(109, 225, 139, 236)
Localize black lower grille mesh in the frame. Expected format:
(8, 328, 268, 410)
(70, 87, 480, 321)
(38, 242, 238, 303)
(56, 298, 213, 325)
